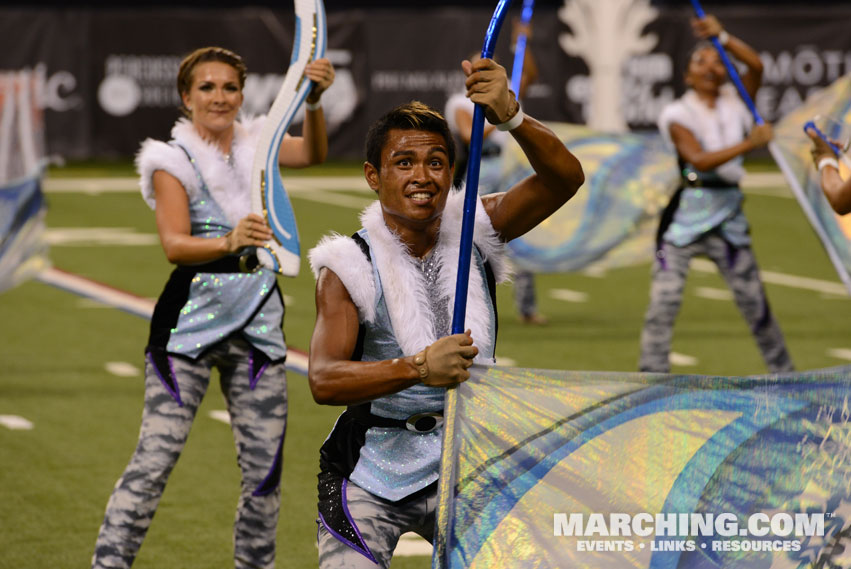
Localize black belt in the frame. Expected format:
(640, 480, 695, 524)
(682, 171, 738, 189)
(352, 408, 444, 433)
(176, 252, 260, 274)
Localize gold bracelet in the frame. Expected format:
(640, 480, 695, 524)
(413, 347, 429, 380)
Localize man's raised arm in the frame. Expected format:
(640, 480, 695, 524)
(459, 57, 584, 242)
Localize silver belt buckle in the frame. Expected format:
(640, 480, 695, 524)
(405, 412, 443, 433)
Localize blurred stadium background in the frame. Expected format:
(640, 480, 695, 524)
(1, 1, 850, 567)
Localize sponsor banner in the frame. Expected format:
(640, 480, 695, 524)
(435, 364, 851, 568)
(0, 5, 850, 159)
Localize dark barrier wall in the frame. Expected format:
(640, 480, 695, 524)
(2, 5, 850, 160)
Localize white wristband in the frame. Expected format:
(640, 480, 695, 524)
(496, 108, 524, 132)
(818, 157, 840, 173)
(305, 99, 322, 111)
(717, 30, 730, 46)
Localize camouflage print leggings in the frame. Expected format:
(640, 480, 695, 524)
(639, 233, 794, 374)
(317, 479, 436, 569)
(513, 270, 538, 318)
(91, 337, 287, 569)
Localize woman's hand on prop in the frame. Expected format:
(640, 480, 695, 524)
(225, 213, 273, 253)
(305, 58, 335, 104)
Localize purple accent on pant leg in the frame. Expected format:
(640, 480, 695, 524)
(252, 423, 285, 497)
(754, 296, 772, 332)
(248, 349, 254, 386)
(146, 350, 183, 407)
(316, 479, 379, 564)
(250, 362, 269, 391)
(726, 240, 739, 269)
(656, 247, 667, 271)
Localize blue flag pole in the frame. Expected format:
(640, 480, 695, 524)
(450, 0, 513, 335)
(436, 4, 513, 568)
(509, 0, 535, 97)
(804, 120, 844, 156)
(689, 0, 851, 295)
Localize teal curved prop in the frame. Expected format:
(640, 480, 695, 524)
(250, 0, 327, 276)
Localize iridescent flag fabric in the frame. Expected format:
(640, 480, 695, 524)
(0, 173, 48, 294)
(498, 123, 679, 273)
(435, 364, 851, 569)
(772, 74, 851, 287)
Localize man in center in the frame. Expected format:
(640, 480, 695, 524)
(307, 57, 584, 569)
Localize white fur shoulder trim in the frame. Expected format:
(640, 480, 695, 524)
(135, 138, 198, 210)
(442, 189, 510, 284)
(657, 98, 692, 149)
(308, 234, 377, 323)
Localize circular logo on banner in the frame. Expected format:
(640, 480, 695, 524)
(98, 75, 142, 116)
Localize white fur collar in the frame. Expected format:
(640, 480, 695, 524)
(309, 190, 509, 360)
(136, 115, 264, 227)
(678, 87, 748, 182)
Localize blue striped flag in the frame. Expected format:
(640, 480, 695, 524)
(436, 364, 851, 568)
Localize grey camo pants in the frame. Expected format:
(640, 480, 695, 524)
(317, 479, 436, 569)
(92, 337, 287, 569)
(513, 270, 538, 318)
(639, 234, 794, 373)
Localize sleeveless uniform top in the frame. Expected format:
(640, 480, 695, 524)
(309, 190, 509, 500)
(137, 117, 285, 361)
(658, 85, 753, 247)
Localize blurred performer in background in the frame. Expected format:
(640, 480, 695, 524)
(638, 15, 794, 374)
(807, 128, 851, 214)
(445, 20, 547, 325)
(91, 46, 334, 569)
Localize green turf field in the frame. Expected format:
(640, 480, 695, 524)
(0, 162, 848, 568)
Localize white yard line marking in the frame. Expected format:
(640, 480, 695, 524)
(291, 189, 376, 210)
(694, 286, 733, 301)
(549, 288, 589, 303)
(286, 350, 309, 375)
(36, 267, 155, 319)
(43, 177, 139, 193)
(45, 227, 159, 247)
(742, 186, 794, 199)
(691, 259, 848, 297)
(208, 410, 231, 425)
(581, 266, 609, 278)
(495, 356, 517, 367)
(394, 532, 432, 557)
(0, 415, 34, 430)
(43, 175, 371, 194)
(670, 352, 698, 366)
(740, 172, 789, 196)
(105, 362, 141, 377)
(827, 348, 851, 361)
(285, 176, 371, 192)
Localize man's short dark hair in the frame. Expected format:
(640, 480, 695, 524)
(365, 101, 456, 170)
